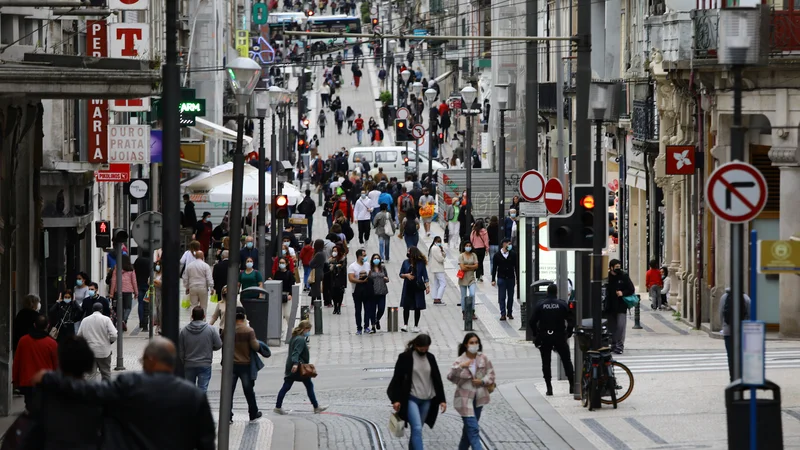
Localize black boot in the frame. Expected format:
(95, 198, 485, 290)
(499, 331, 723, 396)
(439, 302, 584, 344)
(545, 379, 553, 396)
(568, 381, 575, 395)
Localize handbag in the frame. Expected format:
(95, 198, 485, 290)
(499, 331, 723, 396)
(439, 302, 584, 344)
(298, 363, 318, 378)
(49, 314, 64, 339)
(457, 269, 465, 279)
(414, 265, 426, 291)
(383, 213, 394, 236)
(487, 382, 497, 393)
(308, 267, 316, 284)
(622, 294, 640, 309)
(388, 413, 405, 438)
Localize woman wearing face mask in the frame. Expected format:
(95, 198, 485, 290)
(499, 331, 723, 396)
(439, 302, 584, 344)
(271, 244, 297, 277)
(399, 246, 430, 333)
(368, 253, 389, 332)
(448, 333, 495, 450)
(387, 334, 447, 450)
(273, 257, 296, 334)
(239, 257, 264, 301)
(428, 236, 447, 305)
(469, 221, 489, 282)
(109, 255, 138, 332)
(503, 209, 518, 242)
(458, 241, 479, 321)
(274, 320, 328, 415)
(48, 289, 83, 343)
(325, 244, 348, 314)
(73, 272, 90, 307)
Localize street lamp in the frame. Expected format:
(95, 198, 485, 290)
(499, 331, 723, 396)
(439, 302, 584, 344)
(387, 39, 397, 106)
(495, 83, 515, 246)
(220, 56, 261, 450)
(400, 69, 411, 106)
(460, 84, 479, 246)
(267, 86, 288, 276)
(587, 81, 620, 355)
(424, 87, 437, 184)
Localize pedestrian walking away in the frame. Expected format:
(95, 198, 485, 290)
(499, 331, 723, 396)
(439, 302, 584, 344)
(299, 238, 315, 291)
(491, 239, 518, 321)
(368, 254, 389, 331)
(179, 306, 222, 392)
(133, 252, 152, 331)
(348, 249, 373, 334)
(275, 320, 328, 415)
(325, 245, 348, 313)
(109, 254, 138, 331)
(373, 203, 395, 261)
(182, 250, 214, 314)
(399, 246, 430, 332)
(529, 284, 575, 396)
(77, 303, 117, 381)
(230, 306, 262, 422)
(13, 315, 58, 411)
(486, 216, 500, 274)
(719, 287, 751, 382)
(345, 106, 355, 134)
(603, 259, 636, 354)
(645, 259, 664, 310)
(318, 109, 327, 137)
(388, 334, 447, 450)
(308, 240, 327, 309)
(13, 294, 42, 353)
(447, 333, 496, 450)
(428, 236, 448, 305)
(400, 208, 421, 249)
(458, 241, 479, 321)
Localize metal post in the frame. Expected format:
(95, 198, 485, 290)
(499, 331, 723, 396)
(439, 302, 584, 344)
(269, 112, 279, 282)
(633, 297, 642, 329)
(218, 108, 248, 449)
(258, 116, 267, 274)
(161, 0, 181, 355)
(415, 137, 420, 180)
(525, 0, 540, 374)
(748, 229, 758, 450)
(149, 162, 159, 339)
(573, 0, 592, 400)
(148, 212, 156, 339)
(498, 110, 506, 244)
(730, 66, 744, 381)
(465, 113, 473, 230)
(464, 295, 474, 331)
(589, 119, 604, 409)
(114, 242, 125, 370)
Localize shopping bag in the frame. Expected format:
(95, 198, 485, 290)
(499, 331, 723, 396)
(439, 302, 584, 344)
(180, 296, 191, 309)
(210, 293, 218, 304)
(388, 413, 405, 437)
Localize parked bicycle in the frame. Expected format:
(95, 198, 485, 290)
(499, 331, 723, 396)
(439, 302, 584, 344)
(576, 324, 634, 410)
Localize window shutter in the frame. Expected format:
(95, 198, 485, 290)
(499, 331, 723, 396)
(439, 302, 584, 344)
(749, 144, 779, 218)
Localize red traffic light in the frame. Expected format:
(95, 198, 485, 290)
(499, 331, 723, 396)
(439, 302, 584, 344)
(99, 222, 107, 233)
(276, 195, 288, 207)
(398, 121, 405, 128)
(580, 195, 595, 209)
(372, 18, 378, 25)
(302, 119, 310, 127)
(298, 139, 305, 146)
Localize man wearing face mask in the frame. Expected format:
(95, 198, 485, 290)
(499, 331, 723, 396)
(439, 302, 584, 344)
(491, 239, 518, 321)
(503, 209, 518, 242)
(82, 282, 111, 318)
(193, 212, 214, 259)
(603, 259, 635, 354)
(529, 284, 575, 396)
(354, 190, 373, 244)
(347, 249, 373, 335)
(240, 236, 259, 271)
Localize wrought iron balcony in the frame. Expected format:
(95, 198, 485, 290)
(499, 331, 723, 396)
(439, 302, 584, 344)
(632, 99, 658, 144)
(691, 9, 718, 60)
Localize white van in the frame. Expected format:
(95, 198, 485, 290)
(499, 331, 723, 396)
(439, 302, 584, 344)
(347, 146, 447, 180)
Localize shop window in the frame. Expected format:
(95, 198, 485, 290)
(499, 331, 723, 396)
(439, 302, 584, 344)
(749, 144, 779, 219)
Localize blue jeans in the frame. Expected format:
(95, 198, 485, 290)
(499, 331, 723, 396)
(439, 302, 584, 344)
(276, 376, 319, 408)
(407, 396, 432, 450)
(137, 289, 147, 325)
(458, 399, 483, 450)
(497, 277, 515, 316)
(724, 334, 734, 382)
(404, 233, 419, 249)
(303, 264, 311, 289)
(356, 129, 363, 144)
(488, 245, 499, 273)
(185, 365, 212, 392)
(379, 235, 391, 260)
(460, 284, 476, 312)
(231, 364, 259, 419)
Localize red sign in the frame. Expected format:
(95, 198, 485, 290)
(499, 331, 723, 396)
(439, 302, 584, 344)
(544, 178, 565, 215)
(518, 170, 545, 202)
(665, 145, 696, 175)
(96, 164, 131, 183)
(87, 20, 107, 164)
(705, 161, 767, 223)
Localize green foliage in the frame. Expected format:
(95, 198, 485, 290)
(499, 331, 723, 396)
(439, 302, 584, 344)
(379, 90, 393, 104)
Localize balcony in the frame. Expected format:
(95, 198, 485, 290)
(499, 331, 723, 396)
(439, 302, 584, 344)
(632, 99, 658, 145)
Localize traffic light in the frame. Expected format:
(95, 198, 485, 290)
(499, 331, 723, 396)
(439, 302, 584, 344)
(95, 220, 111, 248)
(297, 138, 307, 153)
(302, 118, 310, 128)
(305, 9, 314, 16)
(273, 195, 289, 219)
(548, 185, 607, 251)
(371, 17, 379, 29)
(395, 118, 412, 142)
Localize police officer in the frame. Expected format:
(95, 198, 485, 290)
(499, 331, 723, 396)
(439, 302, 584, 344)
(529, 284, 575, 396)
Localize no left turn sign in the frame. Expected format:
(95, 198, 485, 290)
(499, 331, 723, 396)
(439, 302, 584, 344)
(706, 161, 768, 223)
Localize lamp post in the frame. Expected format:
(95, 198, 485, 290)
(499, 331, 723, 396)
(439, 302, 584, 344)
(410, 81, 423, 178)
(255, 89, 269, 275)
(424, 87, 437, 184)
(587, 82, 619, 353)
(460, 85, 479, 236)
(495, 83, 515, 245)
(400, 69, 411, 107)
(219, 56, 262, 450)
(387, 39, 396, 107)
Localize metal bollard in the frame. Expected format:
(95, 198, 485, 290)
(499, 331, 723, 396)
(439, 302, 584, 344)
(300, 305, 310, 321)
(519, 301, 527, 331)
(387, 307, 399, 332)
(632, 295, 643, 330)
(464, 296, 474, 331)
(313, 298, 323, 335)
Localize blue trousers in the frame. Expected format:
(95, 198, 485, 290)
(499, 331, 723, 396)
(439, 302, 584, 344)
(404, 233, 419, 249)
(375, 294, 386, 324)
(231, 364, 259, 419)
(185, 365, 212, 392)
(497, 277, 515, 316)
(276, 376, 319, 409)
(458, 398, 483, 450)
(407, 396, 432, 450)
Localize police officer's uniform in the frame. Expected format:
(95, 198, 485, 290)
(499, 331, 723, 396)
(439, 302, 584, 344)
(529, 292, 575, 395)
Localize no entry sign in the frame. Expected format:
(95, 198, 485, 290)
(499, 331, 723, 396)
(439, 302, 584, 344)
(518, 170, 545, 202)
(544, 178, 564, 214)
(706, 161, 767, 223)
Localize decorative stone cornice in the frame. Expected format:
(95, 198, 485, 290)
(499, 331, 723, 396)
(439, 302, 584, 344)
(768, 147, 800, 167)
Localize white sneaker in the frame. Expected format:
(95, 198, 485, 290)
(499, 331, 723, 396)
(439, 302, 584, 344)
(400, 325, 408, 332)
(314, 405, 329, 414)
(412, 326, 421, 333)
(273, 408, 289, 415)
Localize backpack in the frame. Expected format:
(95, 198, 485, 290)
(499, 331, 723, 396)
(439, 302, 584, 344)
(400, 194, 413, 212)
(723, 292, 747, 326)
(404, 218, 417, 237)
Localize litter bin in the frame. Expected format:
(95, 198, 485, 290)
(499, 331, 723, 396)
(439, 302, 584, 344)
(725, 380, 783, 450)
(240, 287, 270, 343)
(525, 280, 555, 341)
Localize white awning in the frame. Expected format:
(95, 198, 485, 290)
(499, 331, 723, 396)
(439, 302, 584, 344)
(626, 168, 647, 190)
(191, 117, 254, 152)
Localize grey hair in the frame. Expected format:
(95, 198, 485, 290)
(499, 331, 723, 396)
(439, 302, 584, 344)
(221, 250, 229, 259)
(143, 336, 176, 368)
(23, 294, 40, 310)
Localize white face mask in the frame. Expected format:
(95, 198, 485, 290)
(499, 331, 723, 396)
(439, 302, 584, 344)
(467, 344, 479, 354)
(332, 251, 338, 258)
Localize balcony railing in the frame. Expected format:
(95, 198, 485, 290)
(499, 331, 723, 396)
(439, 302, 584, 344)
(691, 9, 718, 59)
(632, 99, 658, 143)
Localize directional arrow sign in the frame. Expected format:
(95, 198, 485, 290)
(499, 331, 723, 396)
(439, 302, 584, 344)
(706, 161, 768, 223)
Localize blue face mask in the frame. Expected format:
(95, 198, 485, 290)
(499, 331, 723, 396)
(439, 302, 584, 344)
(282, 250, 287, 256)
(279, 263, 287, 270)
(373, 258, 381, 265)
(362, 256, 368, 263)
(63, 298, 72, 303)
(205, 217, 210, 222)
(304, 331, 311, 337)
(246, 262, 254, 269)
(247, 242, 254, 248)
(87, 290, 95, 297)
(76, 279, 83, 287)
(507, 245, 512, 251)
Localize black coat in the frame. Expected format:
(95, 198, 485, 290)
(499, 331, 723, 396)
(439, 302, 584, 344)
(38, 371, 215, 450)
(81, 295, 111, 318)
(308, 252, 326, 298)
(604, 270, 635, 315)
(387, 351, 446, 428)
(213, 258, 230, 294)
(12, 308, 39, 352)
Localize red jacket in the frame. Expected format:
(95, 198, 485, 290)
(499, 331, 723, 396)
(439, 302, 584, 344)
(13, 331, 58, 388)
(645, 268, 663, 290)
(332, 200, 353, 222)
(298, 245, 314, 266)
(272, 256, 296, 276)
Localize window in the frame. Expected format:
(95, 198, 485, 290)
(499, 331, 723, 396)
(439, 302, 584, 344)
(1, 15, 14, 45)
(376, 151, 397, 163)
(353, 151, 373, 162)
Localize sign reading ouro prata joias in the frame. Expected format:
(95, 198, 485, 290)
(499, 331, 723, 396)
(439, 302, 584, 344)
(87, 20, 108, 163)
(109, 0, 151, 112)
(108, 125, 150, 164)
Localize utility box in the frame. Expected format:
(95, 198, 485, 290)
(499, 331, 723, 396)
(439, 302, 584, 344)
(262, 280, 284, 346)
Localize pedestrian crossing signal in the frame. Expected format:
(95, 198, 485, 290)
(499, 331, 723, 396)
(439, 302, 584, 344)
(94, 220, 111, 248)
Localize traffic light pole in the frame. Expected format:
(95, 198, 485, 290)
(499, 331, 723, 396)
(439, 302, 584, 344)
(258, 116, 267, 275)
(592, 120, 604, 352)
(114, 241, 125, 371)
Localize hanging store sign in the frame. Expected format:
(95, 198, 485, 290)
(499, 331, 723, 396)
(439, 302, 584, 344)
(109, 23, 151, 112)
(108, 125, 151, 164)
(665, 145, 696, 175)
(87, 20, 108, 164)
(236, 30, 250, 58)
(109, 0, 149, 9)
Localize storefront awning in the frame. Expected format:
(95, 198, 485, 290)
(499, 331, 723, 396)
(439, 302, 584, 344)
(626, 168, 647, 190)
(190, 117, 254, 153)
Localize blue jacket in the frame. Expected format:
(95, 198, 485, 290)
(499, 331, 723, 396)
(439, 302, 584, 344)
(503, 217, 515, 240)
(249, 340, 271, 380)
